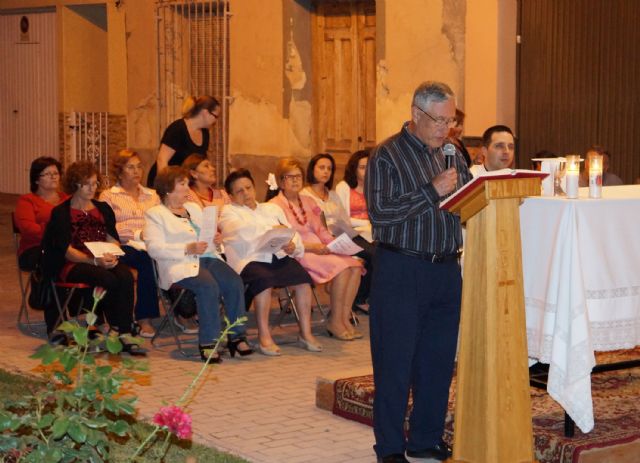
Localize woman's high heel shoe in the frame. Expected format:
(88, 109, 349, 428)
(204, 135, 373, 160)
(298, 336, 323, 352)
(199, 344, 222, 364)
(326, 328, 354, 341)
(227, 337, 254, 358)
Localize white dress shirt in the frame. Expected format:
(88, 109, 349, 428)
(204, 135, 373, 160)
(219, 202, 304, 274)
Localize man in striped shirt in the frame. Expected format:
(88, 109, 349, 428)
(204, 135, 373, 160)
(365, 81, 472, 463)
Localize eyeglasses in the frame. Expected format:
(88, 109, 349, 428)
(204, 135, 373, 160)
(39, 172, 60, 179)
(209, 110, 220, 119)
(78, 181, 101, 189)
(124, 164, 143, 171)
(414, 106, 457, 128)
(282, 174, 303, 181)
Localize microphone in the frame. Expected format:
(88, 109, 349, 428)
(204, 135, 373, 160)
(443, 143, 456, 169)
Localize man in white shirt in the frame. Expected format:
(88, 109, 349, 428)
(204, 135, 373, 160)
(469, 125, 515, 178)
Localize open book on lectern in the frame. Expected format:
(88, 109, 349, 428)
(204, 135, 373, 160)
(439, 169, 548, 212)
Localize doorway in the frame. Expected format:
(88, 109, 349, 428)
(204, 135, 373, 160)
(0, 10, 58, 194)
(312, 0, 375, 162)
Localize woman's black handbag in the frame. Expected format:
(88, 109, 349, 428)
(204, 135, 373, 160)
(28, 265, 52, 311)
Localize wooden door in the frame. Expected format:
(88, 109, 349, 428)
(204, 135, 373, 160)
(0, 11, 58, 194)
(312, 0, 376, 161)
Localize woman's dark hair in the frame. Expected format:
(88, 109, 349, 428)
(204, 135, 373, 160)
(154, 166, 189, 201)
(29, 156, 62, 193)
(224, 168, 254, 195)
(63, 161, 99, 195)
(343, 150, 370, 189)
(306, 153, 336, 189)
(182, 95, 220, 119)
(182, 153, 207, 186)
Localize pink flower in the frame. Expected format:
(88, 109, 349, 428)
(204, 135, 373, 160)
(153, 405, 192, 439)
(92, 287, 107, 302)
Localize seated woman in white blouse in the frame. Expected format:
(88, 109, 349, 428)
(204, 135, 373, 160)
(219, 169, 322, 356)
(144, 166, 253, 363)
(335, 150, 372, 243)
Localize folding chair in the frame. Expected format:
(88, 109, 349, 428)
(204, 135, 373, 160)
(11, 213, 41, 335)
(50, 280, 92, 329)
(150, 259, 198, 357)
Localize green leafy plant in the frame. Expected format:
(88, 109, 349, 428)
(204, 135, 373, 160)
(0, 288, 147, 462)
(129, 316, 247, 462)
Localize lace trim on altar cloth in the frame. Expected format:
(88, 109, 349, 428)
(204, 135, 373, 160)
(586, 285, 640, 300)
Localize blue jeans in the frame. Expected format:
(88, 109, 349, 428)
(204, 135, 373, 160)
(370, 246, 461, 458)
(177, 257, 246, 345)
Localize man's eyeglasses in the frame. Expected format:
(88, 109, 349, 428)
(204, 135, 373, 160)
(282, 174, 303, 181)
(209, 110, 220, 119)
(414, 106, 457, 128)
(39, 172, 60, 179)
(124, 164, 143, 171)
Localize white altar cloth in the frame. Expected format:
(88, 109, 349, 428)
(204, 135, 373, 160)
(520, 185, 640, 433)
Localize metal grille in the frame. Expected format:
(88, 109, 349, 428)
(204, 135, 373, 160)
(66, 111, 110, 178)
(156, 0, 230, 184)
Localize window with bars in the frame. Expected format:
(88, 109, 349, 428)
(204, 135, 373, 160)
(156, 0, 230, 183)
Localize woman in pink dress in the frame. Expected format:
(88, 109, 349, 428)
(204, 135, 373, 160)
(269, 158, 363, 341)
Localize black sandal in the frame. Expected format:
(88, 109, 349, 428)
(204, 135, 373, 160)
(119, 335, 147, 357)
(199, 344, 222, 364)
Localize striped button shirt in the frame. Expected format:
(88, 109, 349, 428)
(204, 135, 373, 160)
(365, 122, 472, 254)
(99, 184, 161, 243)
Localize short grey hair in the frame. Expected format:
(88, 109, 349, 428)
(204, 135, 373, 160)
(412, 81, 455, 110)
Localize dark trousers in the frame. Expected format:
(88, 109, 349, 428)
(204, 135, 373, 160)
(369, 246, 461, 457)
(45, 262, 135, 334)
(120, 246, 160, 320)
(18, 246, 42, 272)
(353, 235, 375, 304)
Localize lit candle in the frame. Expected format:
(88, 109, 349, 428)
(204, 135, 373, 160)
(588, 153, 603, 199)
(565, 155, 580, 199)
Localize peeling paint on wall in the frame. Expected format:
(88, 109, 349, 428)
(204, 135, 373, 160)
(285, 28, 306, 90)
(377, 59, 390, 97)
(229, 91, 310, 157)
(130, 92, 156, 149)
(442, 0, 466, 105)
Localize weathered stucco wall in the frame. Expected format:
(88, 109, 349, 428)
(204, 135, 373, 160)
(121, 0, 158, 167)
(228, 0, 313, 164)
(465, 0, 517, 136)
(375, 0, 466, 141)
(61, 5, 108, 112)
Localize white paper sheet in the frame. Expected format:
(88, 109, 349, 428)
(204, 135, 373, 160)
(326, 232, 363, 255)
(199, 206, 218, 253)
(254, 227, 295, 254)
(84, 241, 125, 257)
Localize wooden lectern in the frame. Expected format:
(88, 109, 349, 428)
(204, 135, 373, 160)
(441, 174, 545, 463)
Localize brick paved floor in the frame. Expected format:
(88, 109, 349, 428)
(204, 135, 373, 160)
(0, 194, 379, 463)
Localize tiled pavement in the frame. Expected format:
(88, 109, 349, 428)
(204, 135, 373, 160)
(0, 194, 378, 463)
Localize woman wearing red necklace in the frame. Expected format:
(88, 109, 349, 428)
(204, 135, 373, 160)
(269, 158, 363, 341)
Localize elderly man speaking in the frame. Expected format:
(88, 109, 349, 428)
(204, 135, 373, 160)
(365, 81, 471, 463)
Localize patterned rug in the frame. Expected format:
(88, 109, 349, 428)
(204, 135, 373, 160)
(333, 348, 640, 463)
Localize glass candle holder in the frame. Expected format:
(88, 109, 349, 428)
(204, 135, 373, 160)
(565, 155, 581, 199)
(588, 153, 603, 199)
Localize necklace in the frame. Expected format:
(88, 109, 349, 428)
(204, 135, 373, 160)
(310, 186, 328, 201)
(286, 196, 307, 226)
